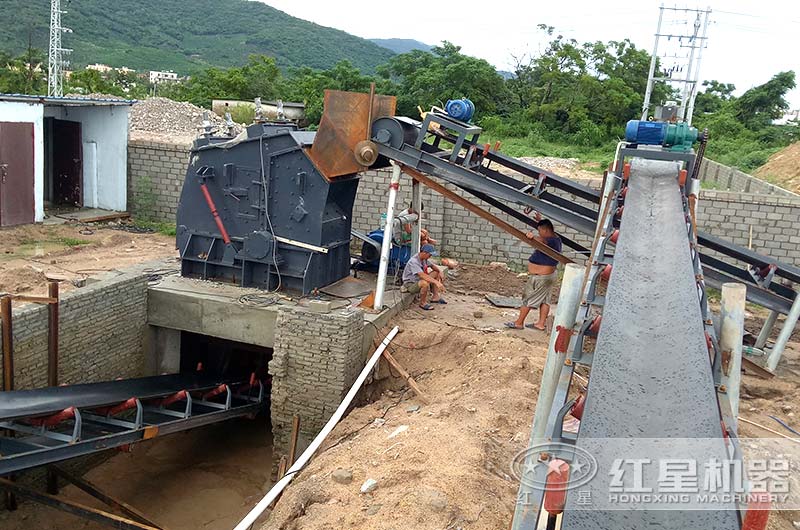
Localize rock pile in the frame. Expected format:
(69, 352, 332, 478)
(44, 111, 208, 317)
(130, 97, 243, 140)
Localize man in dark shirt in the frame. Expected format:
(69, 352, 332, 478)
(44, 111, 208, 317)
(506, 216, 562, 330)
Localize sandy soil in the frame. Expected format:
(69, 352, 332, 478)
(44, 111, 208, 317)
(264, 292, 548, 530)
(260, 266, 800, 530)
(1, 418, 273, 530)
(755, 142, 800, 193)
(0, 223, 178, 297)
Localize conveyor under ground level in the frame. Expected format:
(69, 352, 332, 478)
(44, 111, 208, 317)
(0, 373, 265, 475)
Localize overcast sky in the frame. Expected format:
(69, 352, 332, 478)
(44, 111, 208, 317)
(262, 0, 800, 109)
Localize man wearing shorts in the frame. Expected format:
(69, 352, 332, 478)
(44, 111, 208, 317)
(402, 244, 446, 310)
(506, 217, 562, 330)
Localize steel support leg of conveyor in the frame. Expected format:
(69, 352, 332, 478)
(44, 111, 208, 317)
(766, 292, 800, 372)
(559, 159, 739, 530)
(755, 310, 779, 350)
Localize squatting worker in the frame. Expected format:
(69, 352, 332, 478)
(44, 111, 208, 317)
(506, 215, 562, 330)
(402, 243, 446, 311)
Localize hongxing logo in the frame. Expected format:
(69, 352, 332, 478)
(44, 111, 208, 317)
(511, 442, 598, 491)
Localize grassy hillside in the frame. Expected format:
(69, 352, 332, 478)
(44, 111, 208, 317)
(370, 38, 431, 54)
(0, 0, 395, 74)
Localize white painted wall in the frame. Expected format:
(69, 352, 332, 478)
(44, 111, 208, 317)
(0, 101, 45, 221)
(43, 104, 130, 211)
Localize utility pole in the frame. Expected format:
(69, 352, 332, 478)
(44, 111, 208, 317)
(48, 0, 73, 97)
(685, 8, 712, 125)
(641, 5, 711, 124)
(641, 4, 664, 120)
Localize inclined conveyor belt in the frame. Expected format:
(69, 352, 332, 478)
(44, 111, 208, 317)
(560, 159, 739, 529)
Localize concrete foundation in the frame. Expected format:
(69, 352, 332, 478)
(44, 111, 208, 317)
(144, 273, 410, 457)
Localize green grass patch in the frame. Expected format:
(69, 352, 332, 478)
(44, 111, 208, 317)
(57, 237, 91, 247)
(132, 219, 177, 237)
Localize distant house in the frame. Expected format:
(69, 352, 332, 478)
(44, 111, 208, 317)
(149, 70, 179, 84)
(0, 94, 133, 226)
(87, 63, 113, 74)
(775, 110, 799, 126)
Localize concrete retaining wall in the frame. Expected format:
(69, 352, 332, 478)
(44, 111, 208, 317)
(0, 271, 149, 390)
(128, 138, 190, 223)
(268, 306, 365, 456)
(698, 159, 797, 197)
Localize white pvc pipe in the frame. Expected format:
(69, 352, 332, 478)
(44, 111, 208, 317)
(530, 263, 584, 443)
(767, 292, 800, 372)
(374, 163, 402, 310)
(411, 179, 422, 256)
(719, 283, 746, 428)
(233, 326, 400, 530)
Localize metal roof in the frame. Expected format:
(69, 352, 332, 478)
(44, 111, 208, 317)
(0, 93, 135, 106)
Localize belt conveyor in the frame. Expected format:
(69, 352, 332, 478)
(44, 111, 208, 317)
(558, 159, 739, 529)
(0, 373, 265, 475)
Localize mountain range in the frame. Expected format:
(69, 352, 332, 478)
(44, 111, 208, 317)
(0, 0, 398, 73)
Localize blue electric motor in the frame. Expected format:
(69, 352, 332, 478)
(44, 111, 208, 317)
(445, 98, 475, 122)
(625, 120, 699, 151)
(361, 229, 412, 272)
(625, 120, 667, 145)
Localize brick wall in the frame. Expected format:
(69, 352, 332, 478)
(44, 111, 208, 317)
(128, 138, 191, 223)
(697, 159, 798, 197)
(0, 271, 149, 390)
(353, 169, 800, 269)
(698, 190, 800, 267)
(353, 169, 594, 269)
(268, 306, 365, 456)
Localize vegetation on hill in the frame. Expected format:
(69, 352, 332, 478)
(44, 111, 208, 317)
(369, 38, 432, 54)
(1, 7, 795, 179)
(0, 0, 394, 74)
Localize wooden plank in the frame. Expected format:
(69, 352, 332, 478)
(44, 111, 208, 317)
(49, 466, 164, 529)
(0, 478, 160, 530)
(381, 350, 431, 404)
(742, 357, 774, 380)
(401, 166, 573, 265)
(288, 416, 300, 466)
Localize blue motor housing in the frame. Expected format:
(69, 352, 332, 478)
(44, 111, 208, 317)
(361, 229, 412, 272)
(445, 98, 475, 122)
(625, 120, 667, 145)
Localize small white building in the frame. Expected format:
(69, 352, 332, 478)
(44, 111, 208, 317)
(149, 70, 179, 84)
(86, 63, 113, 73)
(0, 94, 133, 226)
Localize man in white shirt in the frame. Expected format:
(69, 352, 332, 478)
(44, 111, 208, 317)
(401, 244, 446, 310)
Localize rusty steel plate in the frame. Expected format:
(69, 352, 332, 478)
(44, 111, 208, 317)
(307, 90, 396, 179)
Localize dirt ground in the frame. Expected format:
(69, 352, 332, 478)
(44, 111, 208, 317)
(0, 223, 178, 297)
(1, 262, 797, 529)
(1, 418, 273, 530)
(259, 265, 800, 530)
(755, 141, 800, 193)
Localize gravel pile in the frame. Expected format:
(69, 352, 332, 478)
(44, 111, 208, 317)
(129, 97, 244, 143)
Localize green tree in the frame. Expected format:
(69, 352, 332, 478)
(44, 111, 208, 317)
(0, 45, 46, 94)
(377, 41, 508, 118)
(281, 60, 383, 124)
(734, 71, 796, 128)
(694, 80, 735, 114)
(67, 69, 124, 96)
(164, 55, 282, 108)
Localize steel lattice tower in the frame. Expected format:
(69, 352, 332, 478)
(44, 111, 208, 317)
(47, 0, 72, 97)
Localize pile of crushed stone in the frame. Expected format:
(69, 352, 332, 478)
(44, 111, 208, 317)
(129, 97, 244, 143)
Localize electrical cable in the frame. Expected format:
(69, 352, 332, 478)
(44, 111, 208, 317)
(259, 133, 283, 292)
